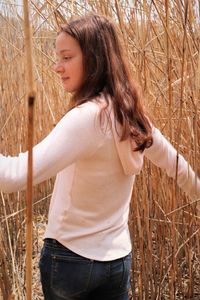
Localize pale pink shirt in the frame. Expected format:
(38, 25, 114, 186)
(0, 97, 200, 260)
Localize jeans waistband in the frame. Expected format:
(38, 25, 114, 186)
(44, 238, 132, 262)
(44, 238, 67, 249)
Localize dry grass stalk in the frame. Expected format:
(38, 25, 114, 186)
(23, 0, 36, 298)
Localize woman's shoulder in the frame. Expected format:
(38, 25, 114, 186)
(69, 95, 110, 125)
(78, 93, 109, 110)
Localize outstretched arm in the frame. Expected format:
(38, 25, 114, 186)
(0, 102, 104, 193)
(144, 126, 200, 203)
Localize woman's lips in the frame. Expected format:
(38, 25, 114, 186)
(61, 77, 70, 82)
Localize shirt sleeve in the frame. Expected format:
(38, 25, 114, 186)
(144, 126, 200, 201)
(0, 102, 104, 193)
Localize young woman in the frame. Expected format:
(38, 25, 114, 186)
(0, 14, 199, 300)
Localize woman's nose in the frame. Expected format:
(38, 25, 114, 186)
(53, 61, 64, 73)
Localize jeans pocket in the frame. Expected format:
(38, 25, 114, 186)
(120, 253, 132, 289)
(51, 253, 93, 298)
(39, 246, 52, 287)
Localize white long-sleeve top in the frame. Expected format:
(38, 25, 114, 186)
(0, 97, 200, 260)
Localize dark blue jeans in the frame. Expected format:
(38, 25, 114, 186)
(39, 238, 132, 300)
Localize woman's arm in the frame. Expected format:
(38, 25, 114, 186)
(0, 102, 104, 193)
(144, 126, 200, 202)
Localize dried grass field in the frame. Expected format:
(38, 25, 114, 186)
(0, 0, 200, 299)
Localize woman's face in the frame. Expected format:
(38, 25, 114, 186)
(54, 32, 84, 93)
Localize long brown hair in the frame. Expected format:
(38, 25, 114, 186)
(60, 14, 153, 151)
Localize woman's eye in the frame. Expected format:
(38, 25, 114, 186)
(64, 57, 72, 61)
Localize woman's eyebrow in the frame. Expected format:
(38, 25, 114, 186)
(56, 49, 72, 54)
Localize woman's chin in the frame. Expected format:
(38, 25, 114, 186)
(63, 86, 77, 94)
(63, 85, 73, 93)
